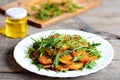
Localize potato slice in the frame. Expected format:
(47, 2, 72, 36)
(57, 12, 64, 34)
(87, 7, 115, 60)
(68, 62, 83, 70)
(59, 58, 73, 65)
(89, 56, 97, 62)
(55, 65, 69, 71)
(38, 55, 52, 65)
(60, 55, 73, 60)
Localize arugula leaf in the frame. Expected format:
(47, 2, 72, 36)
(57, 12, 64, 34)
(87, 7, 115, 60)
(89, 42, 101, 47)
(37, 64, 43, 71)
(56, 69, 68, 73)
(73, 45, 86, 51)
(72, 3, 83, 9)
(36, 9, 50, 20)
(53, 51, 60, 67)
(90, 49, 101, 59)
(25, 46, 35, 58)
(88, 42, 102, 59)
(25, 54, 30, 58)
(31, 6, 38, 11)
(83, 61, 97, 69)
(31, 58, 39, 64)
(73, 54, 84, 61)
(62, 50, 72, 56)
(27, 13, 30, 16)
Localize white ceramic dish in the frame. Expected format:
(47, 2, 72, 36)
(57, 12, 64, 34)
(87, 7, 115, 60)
(14, 30, 114, 78)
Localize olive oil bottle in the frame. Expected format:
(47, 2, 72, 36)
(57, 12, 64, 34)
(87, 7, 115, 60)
(5, 7, 27, 38)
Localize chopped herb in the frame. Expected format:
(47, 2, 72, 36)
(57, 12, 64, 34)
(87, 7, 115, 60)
(73, 45, 86, 51)
(82, 61, 97, 70)
(62, 50, 72, 56)
(73, 54, 84, 61)
(62, 70, 68, 73)
(31, 0, 83, 20)
(25, 53, 30, 58)
(31, 6, 38, 11)
(37, 64, 43, 71)
(27, 13, 30, 16)
(89, 43, 101, 47)
(53, 52, 60, 67)
(87, 42, 102, 58)
(25, 46, 35, 58)
(72, 3, 83, 9)
(32, 58, 39, 64)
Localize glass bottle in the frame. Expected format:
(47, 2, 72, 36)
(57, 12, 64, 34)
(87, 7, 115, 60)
(5, 7, 27, 38)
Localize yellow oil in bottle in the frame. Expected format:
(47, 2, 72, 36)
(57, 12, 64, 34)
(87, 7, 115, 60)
(5, 7, 27, 38)
(5, 17, 27, 38)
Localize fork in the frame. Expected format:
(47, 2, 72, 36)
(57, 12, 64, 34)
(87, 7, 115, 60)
(72, 16, 120, 39)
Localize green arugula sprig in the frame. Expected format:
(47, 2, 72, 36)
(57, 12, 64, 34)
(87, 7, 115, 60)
(73, 54, 85, 61)
(82, 61, 97, 70)
(88, 43, 102, 59)
(53, 51, 61, 67)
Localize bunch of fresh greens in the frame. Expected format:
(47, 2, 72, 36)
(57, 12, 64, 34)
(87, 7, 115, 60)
(31, 0, 83, 20)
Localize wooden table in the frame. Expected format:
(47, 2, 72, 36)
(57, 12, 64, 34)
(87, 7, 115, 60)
(0, 0, 120, 80)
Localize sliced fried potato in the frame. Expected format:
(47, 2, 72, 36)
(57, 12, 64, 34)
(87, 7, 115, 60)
(59, 58, 73, 65)
(60, 55, 73, 60)
(46, 49, 57, 56)
(30, 50, 38, 60)
(89, 56, 97, 62)
(38, 55, 52, 65)
(79, 53, 89, 63)
(62, 44, 69, 50)
(68, 62, 83, 70)
(43, 65, 51, 69)
(55, 65, 69, 71)
(71, 50, 86, 57)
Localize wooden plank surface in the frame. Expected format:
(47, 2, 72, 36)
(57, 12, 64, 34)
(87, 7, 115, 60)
(0, 0, 101, 28)
(0, 0, 120, 80)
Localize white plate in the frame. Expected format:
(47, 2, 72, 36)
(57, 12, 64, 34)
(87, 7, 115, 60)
(14, 30, 114, 78)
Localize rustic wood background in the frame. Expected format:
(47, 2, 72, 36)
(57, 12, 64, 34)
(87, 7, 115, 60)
(0, 0, 120, 80)
(0, 0, 101, 28)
